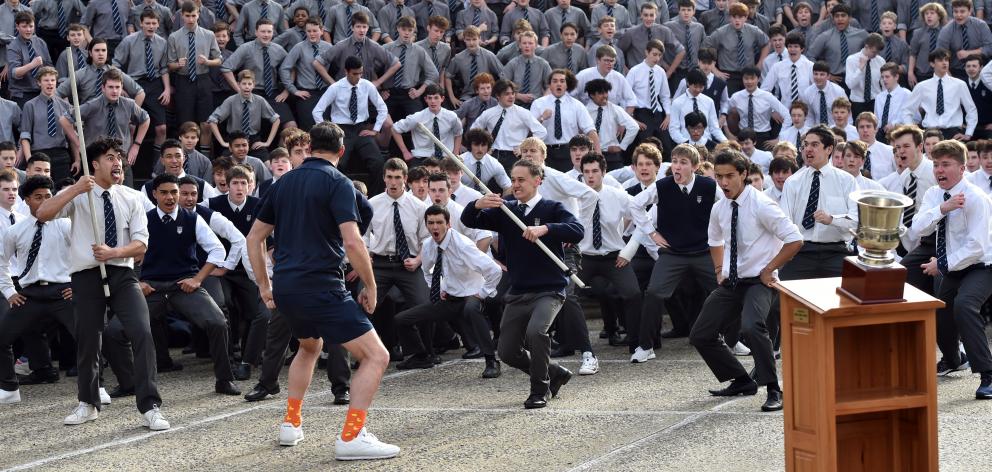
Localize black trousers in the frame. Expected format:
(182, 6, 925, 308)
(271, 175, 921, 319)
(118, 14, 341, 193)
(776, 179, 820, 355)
(174, 76, 214, 125)
(493, 149, 518, 175)
(38, 28, 68, 62)
(396, 296, 495, 357)
(603, 151, 625, 171)
(851, 99, 875, 119)
(0, 284, 72, 391)
(579, 252, 641, 341)
(73, 266, 160, 413)
(690, 279, 778, 386)
(632, 108, 668, 151)
(553, 248, 592, 353)
(293, 89, 323, 131)
(222, 271, 270, 366)
(500, 292, 567, 395)
(35, 147, 73, 184)
(633, 250, 716, 350)
(546, 144, 572, 172)
(386, 87, 425, 123)
(903, 237, 938, 296)
(935, 265, 992, 373)
(257, 307, 350, 394)
(371, 260, 429, 351)
(339, 124, 385, 195)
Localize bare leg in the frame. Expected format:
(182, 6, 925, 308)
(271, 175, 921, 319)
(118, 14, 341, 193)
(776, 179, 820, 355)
(287, 338, 323, 399)
(341, 329, 390, 410)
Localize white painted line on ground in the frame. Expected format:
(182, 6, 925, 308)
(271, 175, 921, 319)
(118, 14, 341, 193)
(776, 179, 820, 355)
(1, 360, 463, 472)
(274, 405, 779, 418)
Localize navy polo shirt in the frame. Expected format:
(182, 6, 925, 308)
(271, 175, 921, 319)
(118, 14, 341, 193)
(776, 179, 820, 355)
(256, 157, 359, 294)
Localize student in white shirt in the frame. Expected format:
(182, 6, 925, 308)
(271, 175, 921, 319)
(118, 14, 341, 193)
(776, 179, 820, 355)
(394, 205, 502, 378)
(902, 48, 978, 141)
(426, 173, 492, 251)
(459, 128, 511, 194)
(738, 129, 773, 177)
(390, 84, 463, 165)
(776, 101, 811, 153)
(727, 66, 789, 146)
(564, 135, 622, 188)
(801, 60, 847, 127)
(831, 97, 861, 141)
(761, 31, 814, 110)
(584, 78, 639, 169)
(966, 139, 992, 194)
(690, 149, 803, 413)
(911, 139, 992, 398)
(627, 40, 672, 146)
(473, 79, 548, 171)
(854, 112, 897, 180)
(765, 155, 798, 203)
(841, 140, 885, 190)
(441, 157, 484, 204)
(874, 62, 912, 142)
(845, 33, 885, 118)
(574, 46, 637, 108)
(890, 125, 940, 292)
(669, 69, 727, 145)
(530, 68, 600, 171)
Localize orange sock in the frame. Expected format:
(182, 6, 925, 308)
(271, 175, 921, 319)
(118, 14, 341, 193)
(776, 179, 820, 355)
(284, 397, 303, 427)
(341, 408, 367, 442)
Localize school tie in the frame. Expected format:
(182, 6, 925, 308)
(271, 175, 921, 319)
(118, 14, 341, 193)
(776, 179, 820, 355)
(346, 4, 354, 35)
(729, 201, 739, 287)
(517, 202, 528, 216)
(929, 28, 938, 53)
(474, 161, 482, 191)
(470, 53, 478, 83)
(840, 30, 849, 59)
(692, 97, 699, 113)
(7, 214, 13, 226)
(595, 106, 603, 133)
(105, 102, 117, 136)
(215, 0, 228, 20)
(790, 64, 799, 102)
(395, 44, 408, 89)
(395, 6, 402, 38)
(262, 46, 275, 97)
(75, 47, 85, 69)
(554, 98, 563, 139)
(819, 90, 828, 124)
(566, 47, 573, 71)
(111, 0, 125, 36)
(879, 93, 891, 132)
(427, 1, 435, 17)
(864, 150, 872, 174)
(962, 24, 971, 50)
(801, 170, 820, 230)
(25, 40, 38, 78)
(186, 31, 198, 81)
(747, 93, 754, 129)
(102, 191, 118, 247)
(19, 221, 44, 279)
(560, 7, 567, 26)
(349, 86, 359, 122)
(592, 201, 602, 249)
(736, 30, 746, 69)
(449, 0, 461, 18)
(522, 7, 529, 24)
(522, 60, 531, 94)
(46, 98, 58, 137)
(870, 1, 880, 31)
(864, 60, 873, 101)
(144, 37, 156, 79)
(430, 45, 438, 68)
(312, 44, 325, 88)
(682, 185, 689, 195)
(911, 0, 920, 26)
(241, 100, 252, 135)
(260, 0, 269, 20)
(607, 4, 614, 17)
(473, 7, 481, 26)
(492, 109, 505, 140)
(648, 69, 660, 112)
(318, 0, 328, 26)
(393, 201, 410, 258)
(162, 214, 173, 225)
(433, 116, 443, 158)
(937, 78, 945, 115)
(795, 132, 802, 161)
(936, 192, 950, 274)
(56, 0, 69, 38)
(883, 38, 892, 62)
(903, 173, 917, 228)
(684, 22, 693, 63)
(430, 247, 443, 302)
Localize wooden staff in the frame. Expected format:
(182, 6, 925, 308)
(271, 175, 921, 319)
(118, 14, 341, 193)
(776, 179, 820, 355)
(66, 48, 111, 297)
(414, 122, 586, 288)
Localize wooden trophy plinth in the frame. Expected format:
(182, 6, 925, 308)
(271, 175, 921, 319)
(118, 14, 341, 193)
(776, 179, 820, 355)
(836, 256, 907, 304)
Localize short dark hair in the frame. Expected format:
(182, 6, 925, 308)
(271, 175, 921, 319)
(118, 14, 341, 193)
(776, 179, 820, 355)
(426, 172, 449, 187)
(181, 1, 199, 14)
(550, 68, 578, 91)
(228, 131, 249, 144)
(584, 78, 612, 95)
(160, 138, 183, 157)
(384, 157, 409, 176)
(14, 11, 33, 25)
(0, 142, 14, 153)
(929, 48, 951, 62)
(742, 66, 761, 78)
(311, 122, 345, 153)
(512, 159, 543, 178)
(737, 128, 757, 143)
(423, 83, 444, 97)
(830, 3, 851, 16)
(769, 156, 799, 174)
(493, 79, 516, 96)
(86, 137, 124, 168)
(151, 173, 180, 190)
(712, 149, 750, 174)
(785, 31, 805, 48)
(580, 153, 607, 173)
(27, 152, 51, 166)
(464, 128, 493, 148)
(344, 55, 363, 71)
(768, 25, 786, 38)
(140, 10, 160, 22)
(569, 134, 593, 150)
(686, 69, 707, 87)
(805, 125, 836, 149)
(255, 18, 274, 30)
(424, 204, 450, 223)
(178, 175, 199, 188)
(813, 61, 831, 74)
(19, 175, 53, 199)
(102, 68, 124, 86)
(685, 111, 707, 128)
(697, 48, 716, 63)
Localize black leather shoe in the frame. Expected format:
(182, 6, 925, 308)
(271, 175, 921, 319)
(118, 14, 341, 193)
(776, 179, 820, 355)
(708, 379, 759, 397)
(396, 355, 434, 370)
(762, 390, 784, 411)
(389, 345, 404, 362)
(108, 385, 136, 398)
(660, 330, 689, 339)
(977, 373, 992, 400)
(549, 347, 575, 358)
(65, 366, 78, 377)
(598, 330, 609, 339)
(244, 383, 279, 402)
(482, 358, 501, 378)
(333, 391, 351, 405)
(549, 366, 573, 398)
(158, 360, 183, 373)
(435, 336, 461, 354)
(431, 354, 443, 365)
(524, 393, 548, 409)
(233, 363, 251, 381)
(215, 380, 242, 396)
(462, 347, 483, 359)
(608, 332, 625, 346)
(17, 368, 59, 385)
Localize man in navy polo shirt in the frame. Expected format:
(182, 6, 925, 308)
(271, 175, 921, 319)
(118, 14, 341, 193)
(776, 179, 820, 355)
(247, 123, 398, 461)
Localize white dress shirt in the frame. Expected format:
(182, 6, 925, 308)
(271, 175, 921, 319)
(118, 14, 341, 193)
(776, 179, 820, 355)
(392, 108, 464, 158)
(459, 151, 511, 191)
(762, 55, 814, 109)
(778, 124, 810, 149)
(764, 185, 783, 203)
(539, 165, 600, 218)
(367, 191, 430, 257)
(58, 184, 150, 273)
(728, 88, 790, 133)
(746, 148, 774, 175)
(668, 92, 727, 143)
(0, 216, 72, 298)
(451, 184, 483, 205)
(580, 185, 634, 255)
(574, 67, 637, 108)
(312, 77, 389, 131)
(779, 163, 859, 243)
(153, 207, 226, 268)
(708, 184, 803, 279)
(421, 228, 502, 298)
(626, 62, 671, 112)
(443, 199, 492, 243)
(966, 168, 992, 194)
(586, 101, 640, 151)
(873, 86, 913, 128)
(530, 94, 596, 146)
(565, 169, 623, 188)
(901, 74, 978, 135)
(474, 104, 547, 152)
(862, 140, 897, 180)
(844, 51, 885, 103)
(0, 206, 26, 266)
(673, 72, 730, 114)
(911, 179, 992, 270)
(801, 81, 848, 127)
(855, 174, 885, 191)
(205, 210, 248, 271)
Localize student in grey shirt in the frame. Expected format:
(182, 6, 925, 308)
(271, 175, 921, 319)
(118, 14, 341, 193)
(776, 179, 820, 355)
(376, 0, 414, 43)
(544, 1, 590, 44)
(618, 3, 685, 73)
(500, 0, 550, 46)
(627, 0, 670, 26)
(455, 72, 498, 130)
(937, 1, 992, 77)
(502, 31, 552, 106)
(699, 0, 729, 35)
(273, 5, 308, 50)
(279, 18, 330, 129)
(80, 0, 131, 51)
(415, 16, 452, 82)
(130, 0, 174, 37)
(57, 39, 146, 105)
(0, 0, 31, 73)
(7, 12, 54, 107)
(77, 69, 150, 184)
(316, 11, 399, 83)
(207, 78, 280, 139)
(169, 2, 224, 130)
(589, 0, 632, 42)
(0, 97, 20, 148)
(172, 2, 217, 30)
(846, 0, 896, 33)
(455, 0, 499, 46)
(665, 2, 706, 88)
(807, 4, 868, 77)
(28, 0, 85, 57)
(383, 16, 439, 121)
(115, 10, 171, 152)
(55, 26, 89, 80)
(446, 26, 503, 105)
(20, 66, 79, 182)
(411, 0, 448, 41)
(221, 19, 295, 129)
(234, 0, 289, 46)
(326, 0, 381, 43)
(540, 26, 588, 74)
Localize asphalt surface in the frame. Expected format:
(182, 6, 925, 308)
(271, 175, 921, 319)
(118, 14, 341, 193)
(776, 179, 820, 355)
(1, 318, 991, 471)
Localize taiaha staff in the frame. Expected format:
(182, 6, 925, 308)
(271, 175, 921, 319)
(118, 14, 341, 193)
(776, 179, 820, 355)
(414, 122, 587, 288)
(66, 48, 111, 298)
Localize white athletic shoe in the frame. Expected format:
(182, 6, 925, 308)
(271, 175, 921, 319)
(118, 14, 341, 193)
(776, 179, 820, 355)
(732, 342, 751, 356)
(578, 352, 599, 375)
(64, 402, 98, 425)
(0, 388, 21, 404)
(630, 347, 656, 363)
(335, 428, 400, 461)
(142, 406, 170, 431)
(279, 422, 304, 446)
(99, 387, 112, 405)
(13, 357, 31, 376)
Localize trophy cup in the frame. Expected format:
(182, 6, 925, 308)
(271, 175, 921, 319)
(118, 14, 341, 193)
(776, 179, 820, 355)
(837, 190, 915, 304)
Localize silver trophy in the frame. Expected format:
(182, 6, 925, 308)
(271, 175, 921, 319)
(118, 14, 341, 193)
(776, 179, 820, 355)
(850, 190, 915, 267)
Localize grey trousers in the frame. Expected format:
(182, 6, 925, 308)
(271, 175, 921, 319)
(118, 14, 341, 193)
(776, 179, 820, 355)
(0, 284, 73, 391)
(689, 279, 778, 386)
(257, 307, 351, 395)
(634, 250, 717, 350)
(371, 261, 429, 350)
(499, 292, 566, 395)
(73, 266, 161, 413)
(396, 297, 495, 357)
(222, 271, 270, 365)
(935, 266, 992, 373)
(555, 248, 592, 353)
(579, 252, 642, 340)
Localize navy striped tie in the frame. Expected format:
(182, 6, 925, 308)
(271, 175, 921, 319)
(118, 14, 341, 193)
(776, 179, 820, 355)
(936, 192, 950, 274)
(260, 0, 269, 20)
(46, 98, 58, 137)
(26, 40, 38, 78)
(262, 46, 275, 97)
(242, 100, 252, 135)
(106, 102, 116, 136)
(187, 31, 197, 81)
(349, 86, 358, 122)
(19, 222, 44, 279)
(312, 43, 325, 88)
(75, 48, 85, 69)
(522, 60, 531, 94)
(144, 37, 156, 79)
(102, 191, 118, 247)
(56, 1, 69, 38)
(396, 44, 407, 89)
(801, 170, 820, 230)
(111, 0, 125, 37)
(736, 30, 746, 68)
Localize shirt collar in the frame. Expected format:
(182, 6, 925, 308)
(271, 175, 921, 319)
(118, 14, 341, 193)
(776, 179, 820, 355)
(520, 193, 542, 210)
(438, 229, 452, 250)
(732, 184, 755, 205)
(156, 207, 179, 220)
(681, 174, 696, 193)
(228, 197, 245, 212)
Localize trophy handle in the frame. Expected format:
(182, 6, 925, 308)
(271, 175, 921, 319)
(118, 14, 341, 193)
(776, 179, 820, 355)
(898, 225, 908, 237)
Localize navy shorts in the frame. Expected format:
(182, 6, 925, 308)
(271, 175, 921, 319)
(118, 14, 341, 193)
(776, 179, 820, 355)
(273, 289, 373, 344)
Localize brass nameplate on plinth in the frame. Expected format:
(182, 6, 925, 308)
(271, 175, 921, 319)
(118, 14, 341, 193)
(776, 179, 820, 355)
(837, 256, 907, 304)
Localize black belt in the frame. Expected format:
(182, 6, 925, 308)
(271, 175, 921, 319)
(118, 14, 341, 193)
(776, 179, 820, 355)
(547, 143, 568, 149)
(372, 254, 406, 263)
(583, 251, 620, 259)
(805, 241, 846, 246)
(947, 263, 991, 277)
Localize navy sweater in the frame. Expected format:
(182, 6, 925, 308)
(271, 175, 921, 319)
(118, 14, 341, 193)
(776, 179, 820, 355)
(461, 197, 584, 295)
(655, 176, 716, 255)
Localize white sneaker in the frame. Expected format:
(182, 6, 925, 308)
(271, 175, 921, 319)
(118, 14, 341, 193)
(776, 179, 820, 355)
(578, 351, 599, 375)
(630, 347, 656, 363)
(64, 402, 98, 425)
(335, 428, 400, 461)
(99, 387, 112, 405)
(732, 342, 751, 356)
(13, 357, 31, 376)
(279, 422, 304, 446)
(0, 388, 20, 404)
(141, 406, 170, 431)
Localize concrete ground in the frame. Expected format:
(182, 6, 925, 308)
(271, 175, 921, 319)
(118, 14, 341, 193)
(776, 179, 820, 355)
(1, 318, 991, 471)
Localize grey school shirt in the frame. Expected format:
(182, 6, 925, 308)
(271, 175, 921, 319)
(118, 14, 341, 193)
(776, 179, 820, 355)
(77, 96, 149, 151)
(56, 64, 145, 103)
(20, 94, 71, 150)
(383, 41, 440, 89)
(113, 32, 169, 80)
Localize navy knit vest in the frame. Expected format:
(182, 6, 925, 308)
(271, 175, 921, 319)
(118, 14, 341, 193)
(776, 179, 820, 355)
(655, 176, 716, 254)
(209, 195, 259, 272)
(704, 76, 727, 117)
(142, 208, 199, 281)
(143, 175, 206, 203)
